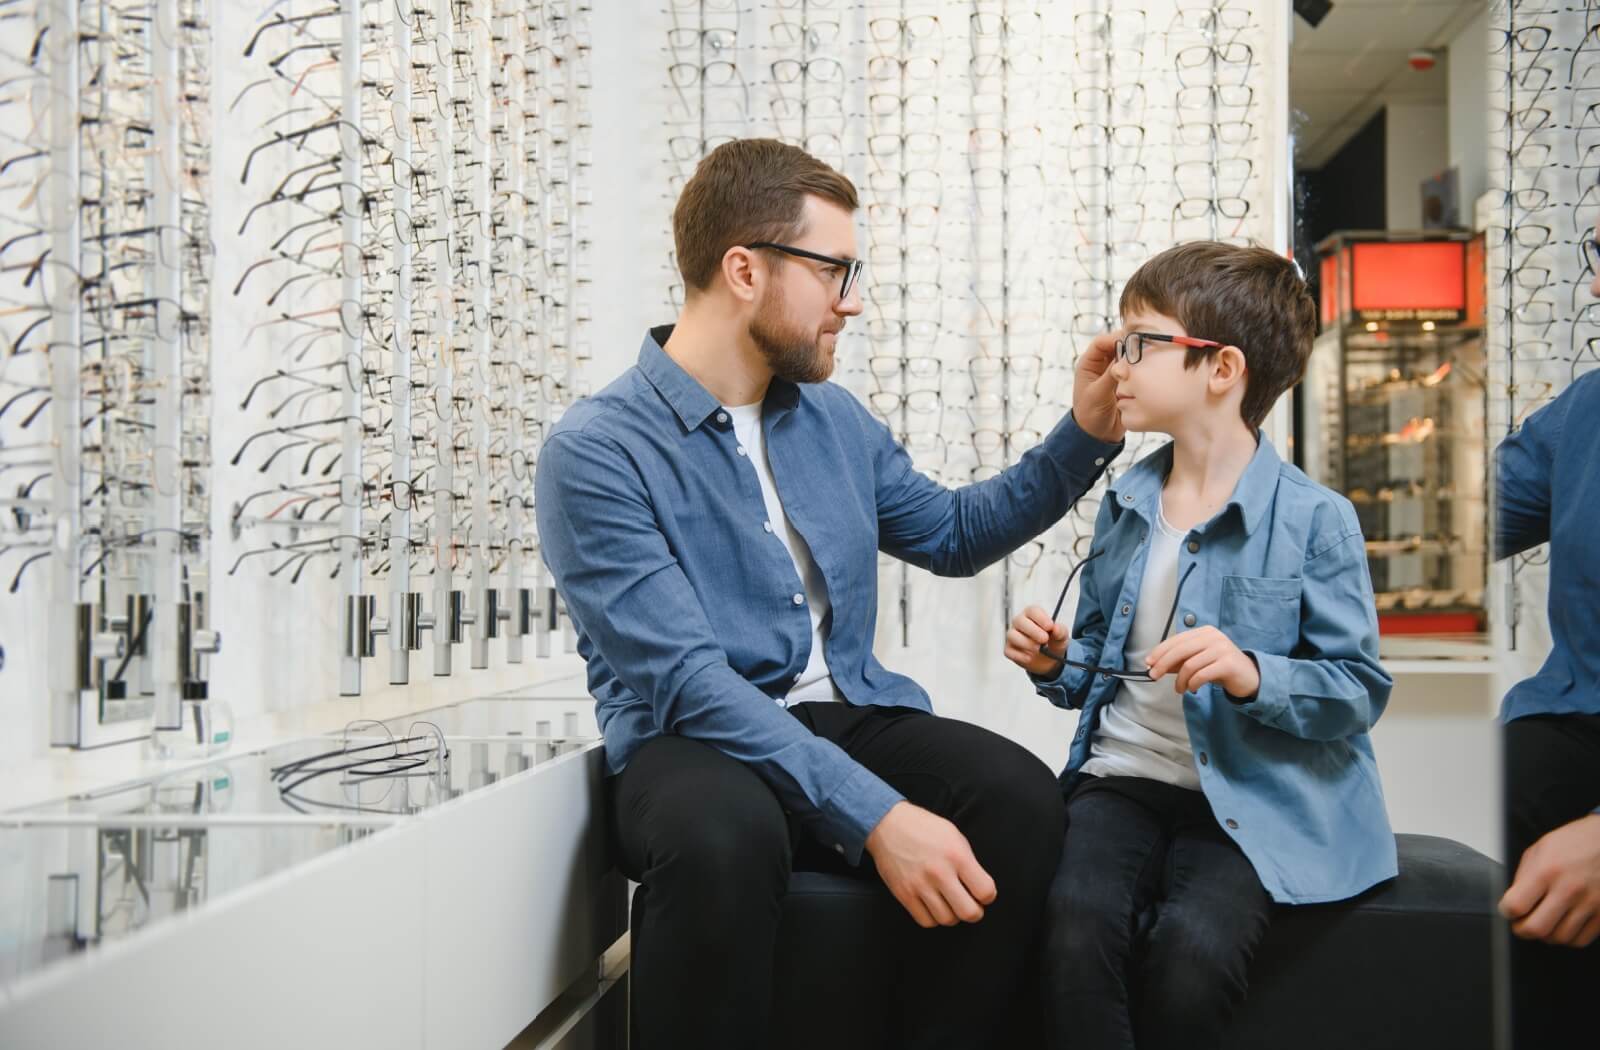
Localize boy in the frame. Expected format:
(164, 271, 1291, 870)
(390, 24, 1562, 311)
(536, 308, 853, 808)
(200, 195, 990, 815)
(1004, 241, 1395, 1050)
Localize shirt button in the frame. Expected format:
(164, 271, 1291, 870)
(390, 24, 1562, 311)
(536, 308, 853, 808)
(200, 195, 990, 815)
(834, 844, 845, 855)
(1225, 818, 1239, 830)
(737, 445, 748, 457)
(763, 521, 774, 533)
(1094, 457, 1105, 466)
(1187, 540, 1200, 554)
(792, 593, 805, 606)
(1183, 613, 1197, 627)
(1199, 752, 1209, 766)
(1120, 603, 1131, 616)
(1100, 672, 1112, 681)
(774, 697, 786, 707)
(717, 412, 728, 424)
(1122, 493, 1134, 503)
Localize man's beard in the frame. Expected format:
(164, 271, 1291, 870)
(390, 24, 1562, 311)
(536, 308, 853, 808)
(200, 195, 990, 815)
(749, 284, 834, 384)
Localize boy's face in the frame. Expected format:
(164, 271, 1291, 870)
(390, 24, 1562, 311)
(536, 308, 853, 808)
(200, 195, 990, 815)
(1109, 308, 1219, 434)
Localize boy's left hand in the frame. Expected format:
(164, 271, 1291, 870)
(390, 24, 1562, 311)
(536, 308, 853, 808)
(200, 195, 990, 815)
(1145, 626, 1260, 699)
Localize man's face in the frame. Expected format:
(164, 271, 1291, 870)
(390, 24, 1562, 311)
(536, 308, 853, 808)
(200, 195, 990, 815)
(749, 196, 863, 384)
(1591, 220, 1600, 300)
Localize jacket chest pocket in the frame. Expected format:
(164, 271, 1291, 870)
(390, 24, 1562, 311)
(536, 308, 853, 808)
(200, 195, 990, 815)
(1219, 575, 1302, 654)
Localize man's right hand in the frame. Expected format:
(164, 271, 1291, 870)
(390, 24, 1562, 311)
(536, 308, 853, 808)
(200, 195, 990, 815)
(865, 801, 996, 929)
(1006, 605, 1069, 677)
(1071, 329, 1127, 444)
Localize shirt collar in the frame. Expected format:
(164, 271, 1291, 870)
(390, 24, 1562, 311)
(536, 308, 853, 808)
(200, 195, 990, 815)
(638, 325, 722, 432)
(638, 324, 803, 430)
(1106, 430, 1282, 537)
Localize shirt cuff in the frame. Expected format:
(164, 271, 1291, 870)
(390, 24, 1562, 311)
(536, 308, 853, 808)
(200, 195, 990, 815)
(1029, 662, 1068, 689)
(1043, 412, 1124, 485)
(1229, 649, 1290, 724)
(821, 762, 905, 865)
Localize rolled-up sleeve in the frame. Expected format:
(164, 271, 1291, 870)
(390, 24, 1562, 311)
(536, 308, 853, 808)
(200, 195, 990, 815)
(535, 428, 902, 860)
(866, 405, 1121, 577)
(1232, 530, 1393, 742)
(1494, 393, 1563, 560)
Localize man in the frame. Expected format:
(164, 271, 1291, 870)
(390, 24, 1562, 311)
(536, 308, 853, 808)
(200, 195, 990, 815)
(1491, 224, 1600, 1048)
(535, 138, 1125, 1048)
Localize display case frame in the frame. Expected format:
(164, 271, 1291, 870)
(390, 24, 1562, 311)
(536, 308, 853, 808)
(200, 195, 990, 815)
(1297, 230, 1492, 662)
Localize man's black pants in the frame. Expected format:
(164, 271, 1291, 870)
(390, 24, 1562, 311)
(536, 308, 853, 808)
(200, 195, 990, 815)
(1503, 713, 1600, 1049)
(608, 702, 1066, 1050)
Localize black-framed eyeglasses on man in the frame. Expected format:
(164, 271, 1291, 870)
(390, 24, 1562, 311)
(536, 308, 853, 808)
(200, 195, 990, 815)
(1038, 549, 1198, 681)
(1115, 330, 1225, 365)
(744, 241, 864, 302)
(1580, 237, 1600, 276)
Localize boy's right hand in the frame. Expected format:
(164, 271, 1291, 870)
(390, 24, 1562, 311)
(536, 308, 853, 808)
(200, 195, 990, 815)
(1005, 605, 1069, 677)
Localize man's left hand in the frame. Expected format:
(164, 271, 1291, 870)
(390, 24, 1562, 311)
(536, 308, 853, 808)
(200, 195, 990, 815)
(1145, 626, 1260, 699)
(1500, 812, 1600, 948)
(1072, 330, 1126, 445)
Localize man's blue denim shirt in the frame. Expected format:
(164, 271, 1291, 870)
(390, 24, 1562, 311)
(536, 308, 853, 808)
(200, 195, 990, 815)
(1032, 435, 1397, 904)
(1495, 368, 1600, 726)
(535, 327, 1121, 861)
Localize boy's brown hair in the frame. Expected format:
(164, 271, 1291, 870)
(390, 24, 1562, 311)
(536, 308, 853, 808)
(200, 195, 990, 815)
(1119, 241, 1317, 429)
(672, 138, 859, 295)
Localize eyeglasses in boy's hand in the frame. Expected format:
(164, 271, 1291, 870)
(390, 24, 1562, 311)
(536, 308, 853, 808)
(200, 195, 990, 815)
(1004, 548, 1196, 682)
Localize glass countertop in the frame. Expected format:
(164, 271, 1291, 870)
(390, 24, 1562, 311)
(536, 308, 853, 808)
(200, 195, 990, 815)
(9, 724, 594, 822)
(0, 821, 387, 988)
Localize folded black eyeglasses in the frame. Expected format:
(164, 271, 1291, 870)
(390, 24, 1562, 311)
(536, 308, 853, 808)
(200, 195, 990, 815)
(1037, 550, 1197, 681)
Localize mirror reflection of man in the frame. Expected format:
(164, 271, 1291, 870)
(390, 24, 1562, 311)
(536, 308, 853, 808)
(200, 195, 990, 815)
(1490, 221, 1600, 1048)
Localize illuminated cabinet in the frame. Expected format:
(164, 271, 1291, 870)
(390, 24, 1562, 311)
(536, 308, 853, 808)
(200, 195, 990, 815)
(1296, 231, 1489, 658)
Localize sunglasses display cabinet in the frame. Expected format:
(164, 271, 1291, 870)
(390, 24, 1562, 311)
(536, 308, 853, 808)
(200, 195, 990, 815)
(1298, 229, 1490, 661)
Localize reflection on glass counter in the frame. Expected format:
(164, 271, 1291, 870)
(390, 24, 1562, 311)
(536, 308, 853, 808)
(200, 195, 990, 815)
(1298, 231, 1489, 655)
(0, 822, 384, 989)
(0, 696, 604, 994)
(9, 721, 594, 822)
(398, 695, 598, 742)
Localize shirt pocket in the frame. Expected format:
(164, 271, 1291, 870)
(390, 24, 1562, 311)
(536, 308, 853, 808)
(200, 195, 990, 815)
(1219, 575, 1303, 655)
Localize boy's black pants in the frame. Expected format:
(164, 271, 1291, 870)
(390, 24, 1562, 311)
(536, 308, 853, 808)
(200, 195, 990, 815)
(1042, 773, 1273, 1050)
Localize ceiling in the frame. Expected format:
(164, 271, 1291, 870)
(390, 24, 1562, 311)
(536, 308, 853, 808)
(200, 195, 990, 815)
(1290, 0, 1484, 169)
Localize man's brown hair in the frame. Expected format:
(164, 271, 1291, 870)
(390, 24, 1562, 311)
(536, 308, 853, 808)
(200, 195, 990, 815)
(672, 138, 859, 294)
(1119, 241, 1318, 429)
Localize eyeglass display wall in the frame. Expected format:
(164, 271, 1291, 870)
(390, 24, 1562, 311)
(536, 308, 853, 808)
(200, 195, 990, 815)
(1486, 1, 1598, 661)
(0, 0, 594, 751)
(656, 0, 1289, 644)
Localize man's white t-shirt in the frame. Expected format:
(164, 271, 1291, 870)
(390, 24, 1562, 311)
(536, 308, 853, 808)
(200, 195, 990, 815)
(725, 401, 842, 703)
(1080, 504, 1201, 789)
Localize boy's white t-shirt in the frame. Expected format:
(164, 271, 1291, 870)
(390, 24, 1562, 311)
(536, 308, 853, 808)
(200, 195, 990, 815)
(725, 401, 843, 704)
(1081, 504, 1202, 790)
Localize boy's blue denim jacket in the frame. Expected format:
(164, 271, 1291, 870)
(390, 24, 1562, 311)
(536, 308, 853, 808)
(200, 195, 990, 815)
(1033, 434, 1397, 904)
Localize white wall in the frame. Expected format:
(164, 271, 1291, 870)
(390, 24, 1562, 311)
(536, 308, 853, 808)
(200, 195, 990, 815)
(1386, 102, 1451, 230)
(1448, 5, 1490, 224)
(586, 8, 665, 387)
